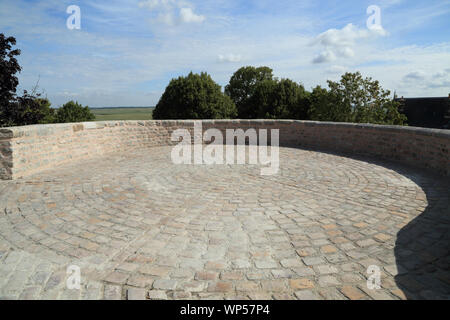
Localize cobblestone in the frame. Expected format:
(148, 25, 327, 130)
(127, 287, 147, 300)
(0, 146, 448, 300)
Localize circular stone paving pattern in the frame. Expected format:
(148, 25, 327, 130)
(0, 146, 449, 300)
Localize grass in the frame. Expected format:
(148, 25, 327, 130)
(90, 107, 154, 121)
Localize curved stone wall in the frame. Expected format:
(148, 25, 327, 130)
(0, 120, 449, 180)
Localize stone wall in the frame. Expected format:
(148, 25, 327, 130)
(0, 120, 449, 180)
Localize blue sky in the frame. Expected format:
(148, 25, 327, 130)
(1, 0, 449, 107)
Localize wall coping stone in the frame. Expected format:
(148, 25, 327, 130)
(0, 120, 448, 180)
(4, 120, 449, 137)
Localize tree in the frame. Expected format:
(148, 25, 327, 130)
(152, 72, 237, 119)
(0, 34, 56, 127)
(1, 82, 56, 127)
(12, 93, 55, 126)
(252, 78, 310, 119)
(225, 66, 273, 118)
(2, 92, 55, 127)
(0, 33, 22, 126)
(309, 72, 407, 125)
(308, 85, 349, 122)
(55, 101, 95, 123)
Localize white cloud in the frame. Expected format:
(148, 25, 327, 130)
(313, 49, 336, 64)
(179, 7, 205, 23)
(399, 66, 450, 93)
(433, 71, 446, 79)
(157, 12, 175, 25)
(432, 69, 450, 79)
(427, 80, 450, 89)
(217, 53, 242, 63)
(315, 23, 387, 47)
(138, 0, 166, 10)
(312, 23, 387, 64)
(138, 0, 204, 25)
(335, 47, 354, 58)
(326, 65, 346, 74)
(403, 71, 427, 81)
(428, 69, 450, 88)
(382, 0, 404, 6)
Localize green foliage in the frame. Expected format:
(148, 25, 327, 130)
(0, 33, 56, 127)
(308, 86, 348, 122)
(0, 34, 21, 112)
(225, 66, 274, 118)
(55, 101, 95, 123)
(252, 78, 310, 119)
(0, 33, 22, 127)
(1, 97, 95, 127)
(1, 91, 55, 127)
(153, 72, 237, 119)
(309, 72, 407, 125)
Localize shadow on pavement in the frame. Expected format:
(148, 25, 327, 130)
(291, 146, 450, 300)
(392, 172, 450, 300)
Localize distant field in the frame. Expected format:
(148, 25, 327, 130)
(90, 107, 154, 121)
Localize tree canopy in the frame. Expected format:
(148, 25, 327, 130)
(153, 72, 237, 119)
(225, 66, 274, 118)
(0, 34, 21, 106)
(0, 34, 22, 126)
(309, 72, 407, 125)
(55, 101, 95, 123)
(252, 78, 310, 119)
(154, 69, 406, 125)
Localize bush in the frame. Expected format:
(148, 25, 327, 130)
(153, 72, 237, 119)
(55, 101, 95, 123)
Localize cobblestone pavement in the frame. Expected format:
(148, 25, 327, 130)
(0, 146, 449, 300)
